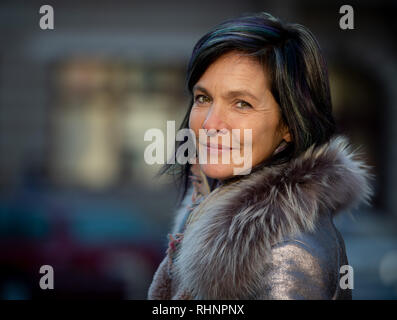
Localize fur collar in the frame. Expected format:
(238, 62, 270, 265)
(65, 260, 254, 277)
(172, 135, 374, 299)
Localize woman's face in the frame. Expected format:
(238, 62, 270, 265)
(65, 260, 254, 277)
(189, 51, 291, 180)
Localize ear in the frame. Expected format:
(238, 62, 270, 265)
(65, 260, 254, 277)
(283, 130, 291, 143)
(280, 123, 291, 142)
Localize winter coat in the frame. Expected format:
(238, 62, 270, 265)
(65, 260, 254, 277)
(147, 135, 373, 300)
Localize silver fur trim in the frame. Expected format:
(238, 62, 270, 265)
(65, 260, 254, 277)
(172, 135, 374, 299)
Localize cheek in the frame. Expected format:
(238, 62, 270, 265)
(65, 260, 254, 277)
(247, 116, 280, 156)
(239, 117, 273, 143)
(253, 121, 275, 141)
(188, 108, 204, 133)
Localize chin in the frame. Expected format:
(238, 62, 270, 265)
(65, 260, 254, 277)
(199, 164, 235, 180)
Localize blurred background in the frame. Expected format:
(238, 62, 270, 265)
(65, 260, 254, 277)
(0, 0, 396, 299)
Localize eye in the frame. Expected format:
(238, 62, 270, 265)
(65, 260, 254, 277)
(236, 100, 252, 109)
(194, 94, 211, 104)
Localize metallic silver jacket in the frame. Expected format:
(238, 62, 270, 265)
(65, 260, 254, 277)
(148, 135, 373, 300)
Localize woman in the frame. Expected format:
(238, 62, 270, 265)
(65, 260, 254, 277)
(147, 12, 373, 300)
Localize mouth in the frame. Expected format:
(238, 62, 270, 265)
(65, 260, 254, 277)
(199, 142, 236, 153)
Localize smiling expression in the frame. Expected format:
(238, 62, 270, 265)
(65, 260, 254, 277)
(188, 51, 291, 180)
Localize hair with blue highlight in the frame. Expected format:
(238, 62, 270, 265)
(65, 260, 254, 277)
(160, 12, 336, 204)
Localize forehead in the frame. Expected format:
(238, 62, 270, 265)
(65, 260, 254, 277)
(196, 51, 269, 90)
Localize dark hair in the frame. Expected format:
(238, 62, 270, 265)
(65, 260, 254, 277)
(159, 12, 336, 205)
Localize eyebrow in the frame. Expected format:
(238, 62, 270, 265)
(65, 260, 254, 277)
(192, 84, 259, 102)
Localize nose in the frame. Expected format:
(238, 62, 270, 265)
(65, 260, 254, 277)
(201, 104, 228, 135)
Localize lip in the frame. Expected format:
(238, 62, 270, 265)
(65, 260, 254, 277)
(210, 143, 234, 150)
(199, 142, 234, 150)
(198, 142, 236, 155)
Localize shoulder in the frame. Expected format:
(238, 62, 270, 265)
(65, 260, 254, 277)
(281, 212, 344, 266)
(260, 213, 346, 299)
(263, 240, 331, 299)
